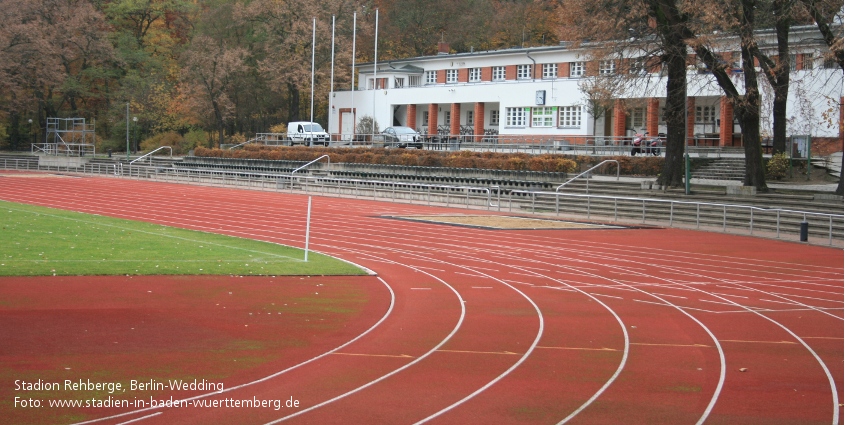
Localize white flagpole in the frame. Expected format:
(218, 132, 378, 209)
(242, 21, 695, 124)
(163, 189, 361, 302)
(351, 12, 357, 135)
(329, 15, 336, 136)
(372, 8, 378, 139)
(310, 18, 316, 130)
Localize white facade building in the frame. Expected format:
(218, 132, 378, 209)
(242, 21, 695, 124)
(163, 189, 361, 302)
(329, 26, 842, 147)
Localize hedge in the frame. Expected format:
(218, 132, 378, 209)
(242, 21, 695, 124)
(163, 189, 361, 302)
(194, 145, 663, 175)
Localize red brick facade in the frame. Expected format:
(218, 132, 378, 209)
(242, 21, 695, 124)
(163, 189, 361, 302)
(473, 102, 485, 141)
(646, 98, 660, 136)
(613, 99, 627, 137)
(406, 104, 417, 130)
(428, 103, 438, 132)
(450, 103, 461, 135)
(719, 97, 733, 147)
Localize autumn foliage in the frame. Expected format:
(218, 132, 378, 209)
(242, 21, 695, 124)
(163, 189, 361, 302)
(194, 145, 664, 175)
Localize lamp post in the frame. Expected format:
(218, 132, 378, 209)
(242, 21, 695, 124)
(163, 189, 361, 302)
(27, 119, 33, 149)
(132, 117, 138, 154)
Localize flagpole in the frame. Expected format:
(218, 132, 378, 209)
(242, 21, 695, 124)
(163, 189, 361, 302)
(310, 18, 316, 132)
(351, 12, 357, 136)
(372, 8, 378, 139)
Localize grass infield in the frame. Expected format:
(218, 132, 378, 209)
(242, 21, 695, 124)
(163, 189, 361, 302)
(0, 200, 364, 276)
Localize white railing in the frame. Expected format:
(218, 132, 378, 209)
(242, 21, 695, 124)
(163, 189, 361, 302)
(130, 146, 173, 165)
(510, 189, 843, 246)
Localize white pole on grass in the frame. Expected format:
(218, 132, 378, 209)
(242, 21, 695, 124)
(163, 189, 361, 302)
(304, 196, 312, 262)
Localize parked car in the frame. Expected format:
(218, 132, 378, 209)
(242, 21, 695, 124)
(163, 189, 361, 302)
(382, 126, 422, 149)
(287, 121, 329, 146)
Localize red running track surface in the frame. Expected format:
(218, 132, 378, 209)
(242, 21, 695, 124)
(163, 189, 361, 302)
(0, 172, 842, 425)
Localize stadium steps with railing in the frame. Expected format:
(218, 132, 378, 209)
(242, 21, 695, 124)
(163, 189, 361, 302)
(691, 158, 746, 181)
(0, 153, 39, 170)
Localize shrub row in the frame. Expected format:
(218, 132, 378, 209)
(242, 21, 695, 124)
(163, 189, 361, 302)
(194, 145, 664, 175)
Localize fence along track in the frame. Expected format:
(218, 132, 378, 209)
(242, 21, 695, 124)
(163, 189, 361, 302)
(2, 160, 841, 246)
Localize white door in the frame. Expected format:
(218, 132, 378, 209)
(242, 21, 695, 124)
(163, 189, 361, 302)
(341, 112, 354, 141)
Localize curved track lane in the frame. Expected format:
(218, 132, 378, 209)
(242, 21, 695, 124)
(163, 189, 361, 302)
(0, 173, 841, 425)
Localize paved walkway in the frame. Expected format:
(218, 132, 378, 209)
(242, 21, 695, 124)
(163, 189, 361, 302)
(591, 174, 841, 194)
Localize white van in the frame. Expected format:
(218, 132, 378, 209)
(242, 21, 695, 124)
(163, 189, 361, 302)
(286, 121, 329, 146)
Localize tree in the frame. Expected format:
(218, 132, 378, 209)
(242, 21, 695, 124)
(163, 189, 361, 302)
(798, 0, 843, 194)
(680, 0, 769, 191)
(560, 0, 691, 188)
(181, 35, 247, 146)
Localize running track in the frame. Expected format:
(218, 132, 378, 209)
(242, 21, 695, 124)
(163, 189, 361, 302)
(0, 172, 842, 425)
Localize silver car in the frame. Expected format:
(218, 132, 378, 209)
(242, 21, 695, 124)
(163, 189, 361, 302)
(382, 126, 422, 149)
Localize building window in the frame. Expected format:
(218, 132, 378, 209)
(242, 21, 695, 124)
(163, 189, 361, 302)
(505, 107, 527, 127)
(446, 69, 458, 84)
(570, 61, 585, 77)
(469, 68, 481, 82)
(492, 66, 506, 81)
(490, 110, 500, 126)
(466, 110, 474, 125)
(367, 78, 386, 89)
(517, 64, 532, 80)
(559, 106, 582, 128)
(542, 64, 558, 79)
(599, 60, 616, 75)
(394, 77, 405, 88)
(803, 53, 814, 70)
(409, 75, 422, 87)
(823, 56, 838, 69)
(629, 107, 645, 130)
(696, 106, 716, 123)
(444, 111, 451, 126)
(628, 57, 646, 75)
(423, 111, 429, 126)
(425, 71, 437, 84)
(532, 107, 556, 127)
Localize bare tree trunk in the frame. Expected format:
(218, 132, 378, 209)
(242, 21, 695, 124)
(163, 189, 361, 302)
(212, 100, 224, 147)
(770, 0, 790, 154)
(737, 6, 768, 191)
(653, 0, 688, 188)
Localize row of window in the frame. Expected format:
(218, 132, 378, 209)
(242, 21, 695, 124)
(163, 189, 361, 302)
(419, 106, 582, 129)
(421, 110, 497, 126)
(505, 106, 583, 128)
(418, 52, 834, 86)
(414, 104, 729, 129)
(423, 61, 610, 84)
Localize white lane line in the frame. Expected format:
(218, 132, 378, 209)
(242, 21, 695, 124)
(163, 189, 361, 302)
(589, 293, 623, 300)
(413, 266, 546, 425)
(455, 271, 489, 278)
(709, 292, 749, 299)
(264, 263, 467, 424)
(648, 292, 688, 299)
(71, 276, 397, 425)
(769, 292, 844, 303)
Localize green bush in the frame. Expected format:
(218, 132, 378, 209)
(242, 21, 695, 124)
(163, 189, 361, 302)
(766, 152, 789, 180)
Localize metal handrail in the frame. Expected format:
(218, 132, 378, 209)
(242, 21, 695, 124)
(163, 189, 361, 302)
(556, 160, 620, 194)
(130, 146, 173, 164)
(228, 138, 259, 150)
(291, 155, 330, 174)
(512, 188, 843, 245)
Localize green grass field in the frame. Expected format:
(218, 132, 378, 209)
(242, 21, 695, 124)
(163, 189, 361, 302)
(0, 200, 365, 276)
